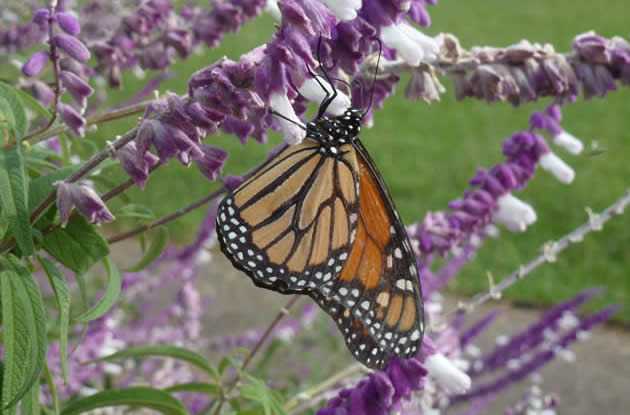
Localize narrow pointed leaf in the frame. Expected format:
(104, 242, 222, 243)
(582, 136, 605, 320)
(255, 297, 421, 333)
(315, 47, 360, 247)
(0, 256, 47, 410)
(0, 82, 27, 137)
(38, 256, 71, 381)
(73, 256, 120, 323)
(43, 363, 60, 415)
(60, 387, 189, 415)
(0, 144, 33, 256)
(87, 344, 219, 380)
(124, 226, 169, 272)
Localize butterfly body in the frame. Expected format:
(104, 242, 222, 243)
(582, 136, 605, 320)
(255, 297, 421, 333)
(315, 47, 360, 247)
(216, 109, 424, 368)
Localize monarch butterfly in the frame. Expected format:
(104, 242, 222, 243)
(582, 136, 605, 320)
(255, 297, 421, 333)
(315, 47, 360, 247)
(216, 49, 424, 369)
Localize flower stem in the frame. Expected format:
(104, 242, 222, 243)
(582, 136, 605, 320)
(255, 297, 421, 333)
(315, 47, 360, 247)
(284, 362, 365, 414)
(440, 188, 630, 323)
(106, 186, 226, 244)
(23, 101, 147, 144)
(211, 295, 301, 415)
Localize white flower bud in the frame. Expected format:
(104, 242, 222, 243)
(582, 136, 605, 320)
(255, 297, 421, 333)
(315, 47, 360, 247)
(425, 353, 472, 394)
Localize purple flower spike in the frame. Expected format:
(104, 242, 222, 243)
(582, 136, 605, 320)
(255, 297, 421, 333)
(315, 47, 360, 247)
(115, 142, 160, 189)
(573, 32, 610, 64)
(193, 143, 229, 181)
(60, 70, 94, 107)
(221, 116, 255, 145)
(55, 182, 115, 226)
(53, 33, 91, 63)
(56, 12, 81, 36)
(27, 80, 55, 106)
(32, 9, 51, 28)
(57, 103, 86, 136)
(22, 50, 50, 77)
(136, 119, 178, 163)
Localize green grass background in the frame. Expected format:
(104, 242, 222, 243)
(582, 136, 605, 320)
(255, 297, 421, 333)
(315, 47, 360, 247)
(92, 0, 630, 322)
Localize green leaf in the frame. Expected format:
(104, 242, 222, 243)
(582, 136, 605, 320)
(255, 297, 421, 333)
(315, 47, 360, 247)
(0, 143, 34, 256)
(0, 96, 17, 136)
(88, 345, 219, 381)
(25, 155, 61, 173)
(38, 256, 71, 382)
(11, 83, 52, 120)
(60, 387, 190, 415)
(238, 374, 287, 415)
(164, 382, 220, 397)
(73, 257, 120, 323)
(218, 356, 243, 377)
(21, 377, 41, 415)
(43, 363, 60, 415)
(69, 272, 88, 357)
(0, 82, 27, 138)
(116, 204, 156, 221)
(124, 226, 168, 272)
(42, 215, 110, 273)
(0, 255, 47, 410)
(0, 206, 8, 239)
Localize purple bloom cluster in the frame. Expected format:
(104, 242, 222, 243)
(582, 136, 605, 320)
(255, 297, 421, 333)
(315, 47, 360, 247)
(406, 103, 580, 282)
(54, 181, 115, 226)
(133, 93, 229, 181)
(450, 32, 630, 105)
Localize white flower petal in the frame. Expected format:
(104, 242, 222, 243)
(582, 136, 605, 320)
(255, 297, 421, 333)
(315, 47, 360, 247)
(381, 24, 423, 66)
(553, 130, 583, 154)
(397, 23, 441, 62)
(264, 0, 281, 20)
(269, 92, 306, 145)
(493, 193, 537, 232)
(319, 0, 361, 21)
(425, 353, 471, 394)
(298, 77, 351, 116)
(539, 152, 575, 183)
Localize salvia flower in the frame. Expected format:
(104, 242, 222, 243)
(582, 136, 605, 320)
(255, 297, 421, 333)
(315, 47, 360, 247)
(193, 143, 229, 181)
(114, 141, 160, 189)
(53, 33, 91, 63)
(424, 353, 471, 394)
(319, 0, 362, 21)
(298, 76, 352, 115)
(55, 12, 80, 36)
(57, 102, 86, 136)
(54, 182, 115, 226)
(60, 70, 94, 108)
(22, 50, 50, 77)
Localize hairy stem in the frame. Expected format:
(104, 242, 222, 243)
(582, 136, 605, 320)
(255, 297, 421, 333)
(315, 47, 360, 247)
(439, 188, 630, 324)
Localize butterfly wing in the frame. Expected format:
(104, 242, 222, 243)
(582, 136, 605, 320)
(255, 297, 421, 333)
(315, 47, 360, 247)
(317, 139, 424, 368)
(216, 140, 360, 294)
(310, 290, 389, 368)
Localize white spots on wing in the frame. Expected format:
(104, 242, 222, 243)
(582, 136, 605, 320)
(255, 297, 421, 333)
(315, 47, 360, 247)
(339, 287, 348, 296)
(394, 248, 403, 259)
(351, 288, 360, 298)
(396, 279, 406, 290)
(411, 329, 421, 341)
(361, 301, 370, 310)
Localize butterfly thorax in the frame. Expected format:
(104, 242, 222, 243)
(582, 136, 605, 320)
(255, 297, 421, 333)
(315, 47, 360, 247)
(305, 109, 362, 155)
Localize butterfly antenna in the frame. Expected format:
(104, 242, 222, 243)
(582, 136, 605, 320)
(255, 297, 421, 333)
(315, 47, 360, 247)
(362, 38, 382, 119)
(315, 35, 338, 120)
(270, 110, 307, 131)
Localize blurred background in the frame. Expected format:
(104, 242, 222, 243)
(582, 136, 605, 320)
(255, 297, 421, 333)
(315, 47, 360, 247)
(94, 0, 630, 324)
